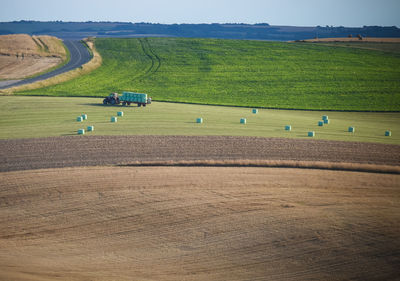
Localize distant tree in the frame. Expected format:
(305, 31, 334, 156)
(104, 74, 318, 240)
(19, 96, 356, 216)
(357, 34, 363, 40)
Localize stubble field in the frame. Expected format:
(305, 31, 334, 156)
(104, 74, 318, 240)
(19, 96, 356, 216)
(0, 34, 67, 80)
(0, 166, 399, 281)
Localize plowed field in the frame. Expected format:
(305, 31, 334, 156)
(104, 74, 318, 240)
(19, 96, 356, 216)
(0, 166, 399, 281)
(1, 135, 399, 172)
(1, 135, 399, 280)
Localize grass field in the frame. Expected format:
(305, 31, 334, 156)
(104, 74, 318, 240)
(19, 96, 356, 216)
(1, 96, 399, 144)
(16, 37, 400, 111)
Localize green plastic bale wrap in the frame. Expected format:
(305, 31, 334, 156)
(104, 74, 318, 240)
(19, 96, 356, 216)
(77, 116, 83, 122)
(81, 114, 87, 120)
(318, 121, 324, 126)
(78, 129, 85, 135)
(324, 119, 330, 124)
(308, 131, 315, 137)
(285, 125, 292, 131)
(348, 127, 355, 133)
(87, 126, 94, 132)
(122, 92, 147, 104)
(117, 111, 124, 117)
(111, 116, 118, 123)
(240, 118, 246, 124)
(322, 115, 328, 121)
(252, 109, 258, 114)
(385, 130, 392, 136)
(196, 118, 203, 124)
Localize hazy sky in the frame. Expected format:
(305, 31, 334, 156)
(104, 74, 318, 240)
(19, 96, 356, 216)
(1, 0, 399, 27)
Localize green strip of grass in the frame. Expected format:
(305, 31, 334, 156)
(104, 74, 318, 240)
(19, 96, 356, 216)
(1, 96, 399, 144)
(17, 38, 400, 111)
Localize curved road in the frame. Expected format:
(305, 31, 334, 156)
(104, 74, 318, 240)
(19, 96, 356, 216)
(0, 40, 92, 90)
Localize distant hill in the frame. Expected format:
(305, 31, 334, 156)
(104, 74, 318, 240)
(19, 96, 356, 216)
(1, 21, 399, 40)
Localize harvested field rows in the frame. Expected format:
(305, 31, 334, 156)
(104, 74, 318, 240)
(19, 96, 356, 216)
(0, 166, 399, 280)
(0, 34, 66, 80)
(1, 135, 400, 172)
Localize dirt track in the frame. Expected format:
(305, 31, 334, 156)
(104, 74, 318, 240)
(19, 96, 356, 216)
(1, 135, 399, 172)
(0, 166, 399, 281)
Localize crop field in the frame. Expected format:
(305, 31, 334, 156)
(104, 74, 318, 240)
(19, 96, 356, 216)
(1, 36, 400, 281)
(1, 166, 399, 281)
(16, 37, 400, 111)
(0, 34, 67, 80)
(1, 96, 399, 144)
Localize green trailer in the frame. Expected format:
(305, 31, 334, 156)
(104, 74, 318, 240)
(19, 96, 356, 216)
(121, 92, 151, 107)
(103, 92, 152, 107)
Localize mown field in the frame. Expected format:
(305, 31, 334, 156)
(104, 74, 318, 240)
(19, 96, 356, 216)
(1, 96, 399, 144)
(16, 38, 400, 111)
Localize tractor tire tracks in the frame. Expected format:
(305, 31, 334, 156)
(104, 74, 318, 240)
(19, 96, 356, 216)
(138, 38, 161, 77)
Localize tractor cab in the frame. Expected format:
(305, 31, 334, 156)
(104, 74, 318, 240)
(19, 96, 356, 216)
(103, 92, 120, 105)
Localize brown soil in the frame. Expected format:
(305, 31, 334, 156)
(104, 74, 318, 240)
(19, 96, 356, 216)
(1, 135, 399, 172)
(0, 166, 399, 281)
(0, 34, 66, 79)
(0, 55, 62, 79)
(303, 37, 400, 43)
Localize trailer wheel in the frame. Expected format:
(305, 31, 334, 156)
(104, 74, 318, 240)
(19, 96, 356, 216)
(127, 102, 131, 106)
(137, 103, 141, 107)
(143, 104, 146, 107)
(122, 101, 127, 106)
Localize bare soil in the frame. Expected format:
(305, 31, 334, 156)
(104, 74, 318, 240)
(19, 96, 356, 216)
(1, 135, 399, 172)
(0, 55, 62, 79)
(303, 37, 400, 43)
(0, 34, 66, 79)
(0, 166, 399, 281)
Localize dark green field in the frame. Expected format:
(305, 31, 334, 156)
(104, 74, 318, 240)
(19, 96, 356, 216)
(18, 38, 400, 111)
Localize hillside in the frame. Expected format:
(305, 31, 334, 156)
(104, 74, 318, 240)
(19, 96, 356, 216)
(0, 34, 67, 80)
(18, 37, 400, 111)
(1, 21, 400, 40)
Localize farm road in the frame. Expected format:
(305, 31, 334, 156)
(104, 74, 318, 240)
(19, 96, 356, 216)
(1, 135, 399, 172)
(0, 40, 91, 89)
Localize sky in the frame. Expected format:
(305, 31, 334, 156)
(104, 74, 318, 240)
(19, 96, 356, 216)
(1, 0, 399, 27)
